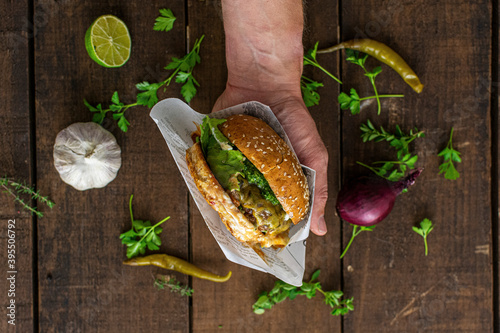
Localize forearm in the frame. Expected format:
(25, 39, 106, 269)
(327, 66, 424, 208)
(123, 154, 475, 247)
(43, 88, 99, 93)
(221, 0, 304, 93)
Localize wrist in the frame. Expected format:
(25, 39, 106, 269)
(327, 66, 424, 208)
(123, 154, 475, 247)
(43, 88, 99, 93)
(221, 0, 304, 92)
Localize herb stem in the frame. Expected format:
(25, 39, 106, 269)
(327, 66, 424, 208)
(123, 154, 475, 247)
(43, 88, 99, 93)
(360, 64, 381, 114)
(356, 161, 380, 175)
(1, 177, 54, 217)
(129, 194, 135, 225)
(424, 237, 429, 256)
(136, 216, 171, 245)
(313, 62, 342, 84)
(359, 94, 404, 101)
(340, 225, 359, 259)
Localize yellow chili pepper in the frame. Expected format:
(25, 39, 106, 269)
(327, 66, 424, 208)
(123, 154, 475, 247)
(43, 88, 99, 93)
(318, 39, 424, 93)
(123, 254, 232, 282)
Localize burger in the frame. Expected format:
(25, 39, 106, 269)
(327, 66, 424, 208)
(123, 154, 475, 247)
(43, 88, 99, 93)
(185, 114, 310, 248)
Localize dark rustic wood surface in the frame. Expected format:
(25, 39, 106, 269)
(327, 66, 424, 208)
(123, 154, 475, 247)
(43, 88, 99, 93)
(0, 0, 497, 332)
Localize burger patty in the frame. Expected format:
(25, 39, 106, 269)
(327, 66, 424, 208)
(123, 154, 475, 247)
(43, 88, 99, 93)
(230, 176, 290, 237)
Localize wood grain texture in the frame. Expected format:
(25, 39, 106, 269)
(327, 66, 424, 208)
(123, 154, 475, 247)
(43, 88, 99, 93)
(0, 1, 34, 332)
(340, 1, 493, 332)
(187, 1, 343, 332)
(34, 1, 189, 332)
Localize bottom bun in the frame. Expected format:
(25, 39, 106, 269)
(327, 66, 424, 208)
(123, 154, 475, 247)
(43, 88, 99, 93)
(186, 142, 289, 248)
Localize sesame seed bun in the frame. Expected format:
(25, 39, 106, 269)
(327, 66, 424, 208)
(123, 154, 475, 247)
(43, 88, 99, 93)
(219, 114, 310, 224)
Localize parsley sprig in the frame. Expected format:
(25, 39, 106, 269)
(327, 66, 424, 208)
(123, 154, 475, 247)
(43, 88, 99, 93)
(84, 92, 136, 132)
(342, 50, 404, 115)
(85, 35, 205, 132)
(438, 127, 461, 180)
(303, 42, 342, 84)
(120, 195, 170, 259)
(300, 42, 341, 107)
(338, 88, 404, 115)
(153, 9, 176, 32)
(340, 225, 375, 259)
(253, 270, 353, 316)
(413, 218, 434, 256)
(300, 75, 323, 107)
(357, 120, 424, 181)
(0, 177, 55, 218)
(154, 274, 193, 296)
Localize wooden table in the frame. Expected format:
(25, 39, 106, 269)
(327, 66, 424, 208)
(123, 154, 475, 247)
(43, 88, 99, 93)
(1, 1, 497, 332)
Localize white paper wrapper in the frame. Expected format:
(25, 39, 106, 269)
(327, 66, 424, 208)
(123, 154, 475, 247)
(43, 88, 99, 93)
(150, 98, 315, 286)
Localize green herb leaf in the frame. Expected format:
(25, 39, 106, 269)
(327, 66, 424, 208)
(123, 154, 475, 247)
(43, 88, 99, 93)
(338, 88, 361, 115)
(180, 76, 199, 103)
(117, 115, 130, 132)
(357, 121, 424, 181)
(120, 194, 170, 259)
(136, 81, 163, 108)
(154, 274, 193, 296)
(301, 75, 323, 107)
(438, 128, 461, 180)
(162, 35, 204, 102)
(252, 270, 353, 316)
(304, 42, 342, 84)
(340, 224, 375, 259)
(0, 177, 55, 218)
(153, 9, 177, 32)
(413, 218, 434, 256)
(111, 91, 120, 105)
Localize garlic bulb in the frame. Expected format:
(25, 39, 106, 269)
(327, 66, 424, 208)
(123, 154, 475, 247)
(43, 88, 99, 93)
(53, 122, 122, 191)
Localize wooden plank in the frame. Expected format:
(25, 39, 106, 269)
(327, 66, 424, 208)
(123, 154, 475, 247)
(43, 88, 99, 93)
(495, 1, 499, 329)
(187, 1, 343, 331)
(340, 0, 493, 331)
(0, 1, 34, 331)
(34, 1, 190, 331)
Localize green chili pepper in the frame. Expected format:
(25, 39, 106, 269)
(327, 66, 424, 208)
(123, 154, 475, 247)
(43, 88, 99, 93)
(123, 254, 232, 282)
(319, 39, 424, 93)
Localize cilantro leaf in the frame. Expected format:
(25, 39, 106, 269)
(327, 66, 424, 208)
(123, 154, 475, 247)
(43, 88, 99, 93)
(438, 128, 461, 180)
(120, 195, 170, 259)
(413, 218, 434, 256)
(153, 9, 176, 32)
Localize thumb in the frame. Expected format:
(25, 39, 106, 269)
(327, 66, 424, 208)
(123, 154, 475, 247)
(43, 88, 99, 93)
(299, 140, 328, 236)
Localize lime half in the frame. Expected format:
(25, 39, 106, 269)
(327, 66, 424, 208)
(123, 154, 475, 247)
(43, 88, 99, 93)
(85, 15, 131, 68)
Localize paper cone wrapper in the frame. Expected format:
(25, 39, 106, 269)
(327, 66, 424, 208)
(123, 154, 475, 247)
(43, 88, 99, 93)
(150, 98, 315, 286)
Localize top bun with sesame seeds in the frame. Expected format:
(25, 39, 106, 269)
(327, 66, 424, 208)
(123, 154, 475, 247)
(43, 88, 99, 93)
(185, 114, 310, 249)
(219, 114, 310, 224)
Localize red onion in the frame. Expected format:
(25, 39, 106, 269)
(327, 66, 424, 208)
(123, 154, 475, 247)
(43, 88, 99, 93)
(336, 169, 422, 226)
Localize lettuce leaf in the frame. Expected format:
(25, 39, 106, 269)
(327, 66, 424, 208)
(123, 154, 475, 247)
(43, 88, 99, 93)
(200, 116, 244, 189)
(199, 116, 280, 206)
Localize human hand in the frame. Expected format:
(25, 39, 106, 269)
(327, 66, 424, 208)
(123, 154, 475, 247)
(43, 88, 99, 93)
(215, 0, 328, 235)
(212, 88, 328, 236)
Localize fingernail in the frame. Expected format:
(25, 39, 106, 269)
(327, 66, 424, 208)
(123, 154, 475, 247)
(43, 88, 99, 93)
(318, 216, 327, 235)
